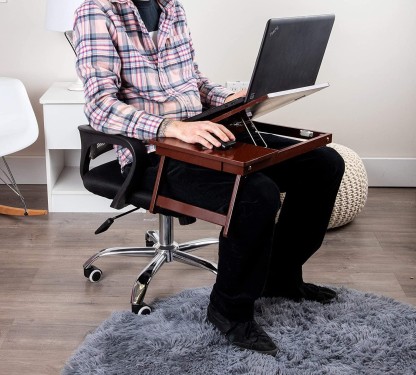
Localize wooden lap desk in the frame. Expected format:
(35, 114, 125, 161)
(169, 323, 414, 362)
(149, 105, 332, 237)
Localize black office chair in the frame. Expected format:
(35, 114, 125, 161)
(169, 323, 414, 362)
(78, 125, 218, 314)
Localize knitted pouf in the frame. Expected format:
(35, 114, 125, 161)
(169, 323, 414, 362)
(326, 143, 368, 229)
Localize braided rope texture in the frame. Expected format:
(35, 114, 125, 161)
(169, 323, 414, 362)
(327, 143, 368, 228)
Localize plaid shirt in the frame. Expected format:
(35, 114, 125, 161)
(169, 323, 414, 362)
(73, 0, 233, 169)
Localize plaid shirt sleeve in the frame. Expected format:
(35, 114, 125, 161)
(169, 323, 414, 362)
(194, 61, 234, 107)
(73, 3, 163, 140)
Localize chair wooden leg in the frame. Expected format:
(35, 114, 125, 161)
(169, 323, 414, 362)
(0, 205, 47, 216)
(1, 157, 48, 216)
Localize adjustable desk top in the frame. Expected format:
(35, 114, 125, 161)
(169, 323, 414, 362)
(150, 94, 332, 176)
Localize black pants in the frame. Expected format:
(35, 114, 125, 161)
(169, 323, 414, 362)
(129, 134, 345, 322)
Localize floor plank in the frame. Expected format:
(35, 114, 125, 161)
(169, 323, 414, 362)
(0, 185, 415, 374)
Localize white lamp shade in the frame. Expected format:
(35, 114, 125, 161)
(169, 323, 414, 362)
(46, 0, 84, 32)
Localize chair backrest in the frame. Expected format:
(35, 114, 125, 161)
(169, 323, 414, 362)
(89, 142, 114, 160)
(0, 77, 39, 157)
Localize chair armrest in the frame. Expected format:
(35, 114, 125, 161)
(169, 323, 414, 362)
(78, 125, 149, 209)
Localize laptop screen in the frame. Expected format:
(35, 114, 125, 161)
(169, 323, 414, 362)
(246, 14, 335, 102)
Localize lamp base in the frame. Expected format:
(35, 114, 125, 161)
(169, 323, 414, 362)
(67, 77, 84, 91)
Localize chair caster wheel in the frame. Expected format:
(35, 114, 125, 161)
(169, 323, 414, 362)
(132, 303, 152, 315)
(84, 266, 102, 282)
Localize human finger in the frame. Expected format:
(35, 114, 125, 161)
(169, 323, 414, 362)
(214, 124, 235, 141)
(201, 122, 235, 142)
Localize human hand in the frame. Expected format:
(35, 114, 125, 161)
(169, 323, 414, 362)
(224, 89, 247, 103)
(164, 120, 235, 150)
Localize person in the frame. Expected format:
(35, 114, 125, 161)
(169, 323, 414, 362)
(73, 0, 345, 356)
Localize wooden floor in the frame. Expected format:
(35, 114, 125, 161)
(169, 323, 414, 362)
(0, 185, 415, 374)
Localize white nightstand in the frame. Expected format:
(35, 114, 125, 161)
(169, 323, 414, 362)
(40, 82, 121, 212)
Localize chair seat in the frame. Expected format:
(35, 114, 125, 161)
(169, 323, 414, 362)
(83, 160, 152, 210)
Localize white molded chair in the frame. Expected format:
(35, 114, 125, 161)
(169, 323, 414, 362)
(0, 77, 47, 216)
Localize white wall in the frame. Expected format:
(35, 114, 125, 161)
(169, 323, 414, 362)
(181, 0, 416, 159)
(1, 0, 415, 184)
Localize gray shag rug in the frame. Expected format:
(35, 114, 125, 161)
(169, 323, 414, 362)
(62, 287, 416, 375)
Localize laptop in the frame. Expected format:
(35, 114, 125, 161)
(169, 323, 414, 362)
(187, 14, 335, 122)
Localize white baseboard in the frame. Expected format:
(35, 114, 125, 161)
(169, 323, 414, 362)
(1, 155, 415, 187)
(362, 158, 416, 187)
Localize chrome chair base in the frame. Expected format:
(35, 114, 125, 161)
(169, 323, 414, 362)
(83, 214, 218, 314)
